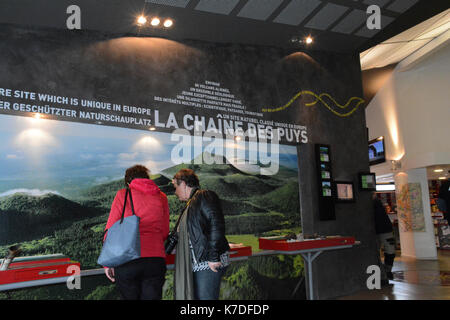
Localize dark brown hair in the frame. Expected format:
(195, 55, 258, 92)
(173, 168, 199, 188)
(125, 165, 150, 186)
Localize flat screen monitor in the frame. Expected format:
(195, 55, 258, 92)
(369, 137, 386, 166)
(319, 146, 330, 162)
(321, 181, 332, 197)
(359, 172, 376, 191)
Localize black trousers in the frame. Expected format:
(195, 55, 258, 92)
(115, 257, 166, 300)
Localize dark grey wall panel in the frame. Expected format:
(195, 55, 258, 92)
(0, 23, 379, 299)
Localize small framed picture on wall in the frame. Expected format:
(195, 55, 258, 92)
(358, 172, 376, 191)
(335, 181, 355, 203)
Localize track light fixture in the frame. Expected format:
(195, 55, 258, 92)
(163, 19, 173, 28)
(136, 15, 174, 28)
(137, 16, 147, 26)
(150, 18, 160, 26)
(290, 35, 314, 45)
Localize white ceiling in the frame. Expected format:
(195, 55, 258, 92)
(427, 164, 450, 181)
(360, 8, 450, 70)
(375, 164, 450, 183)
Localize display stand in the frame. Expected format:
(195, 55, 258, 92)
(259, 237, 356, 300)
(0, 243, 358, 300)
(0, 254, 80, 291)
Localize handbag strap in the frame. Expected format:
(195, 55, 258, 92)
(120, 188, 136, 224)
(103, 188, 137, 237)
(172, 188, 198, 232)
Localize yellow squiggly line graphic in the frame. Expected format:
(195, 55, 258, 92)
(262, 90, 365, 117)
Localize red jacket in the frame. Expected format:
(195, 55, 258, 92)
(104, 178, 170, 259)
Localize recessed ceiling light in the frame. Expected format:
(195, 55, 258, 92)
(305, 36, 313, 44)
(234, 136, 241, 141)
(163, 19, 173, 28)
(434, 169, 444, 172)
(151, 17, 160, 26)
(439, 177, 447, 180)
(149, 126, 156, 131)
(137, 16, 147, 26)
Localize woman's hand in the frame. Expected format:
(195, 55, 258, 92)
(208, 261, 222, 272)
(104, 267, 115, 282)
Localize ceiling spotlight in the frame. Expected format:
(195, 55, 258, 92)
(234, 136, 242, 141)
(163, 19, 173, 28)
(434, 169, 444, 173)
(305, 36, 313, 44)
(439, 177, 447, 180)
(137, 16, 147, 26)
(34, 113, 41, 120)
(149, 126, 156, 131)
(151, 17, 160, 26)
(290, 36, 300, 43)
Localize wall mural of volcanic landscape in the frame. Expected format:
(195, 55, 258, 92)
(0, 114, 305, 300)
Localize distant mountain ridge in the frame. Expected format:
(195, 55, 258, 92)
(161, 151, 297, 179)
(75, 174, 173, 210)
(161, 152, 242, 179)
(0, 150, 300, 246)
(0, 193, 101, 245)
(0, 193, 83, 215)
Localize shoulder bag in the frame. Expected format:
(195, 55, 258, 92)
(97, 188, 141, 267)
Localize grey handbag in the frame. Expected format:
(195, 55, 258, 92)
(97, 188, 141, 267)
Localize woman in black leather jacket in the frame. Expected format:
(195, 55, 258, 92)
(172, 168, 230, 300)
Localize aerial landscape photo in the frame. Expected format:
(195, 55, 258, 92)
(0, 114, 305, 300)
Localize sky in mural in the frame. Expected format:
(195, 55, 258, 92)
(0, 114, 298, 196)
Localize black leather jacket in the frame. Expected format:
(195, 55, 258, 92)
(186, 188, 230, 263)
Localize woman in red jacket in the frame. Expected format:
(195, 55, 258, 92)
(103, 165, 170, 300)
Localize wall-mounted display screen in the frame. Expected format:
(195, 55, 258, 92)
(369, 137, 386, 166)
(320, 146, 330, 162)
(322, 181, 332, 197)
(316, 143, 335, 220)
(359, 172, 376, 191)
(335, 181, 355, 202)
(321, 170, 331, 179)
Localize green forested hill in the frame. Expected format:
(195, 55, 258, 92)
(159, 156, 301, 235)
(161, 153, 242, 179)
(251, 180, 300, 215)
(0, 160, 300, 248)
(75, 179, 123, 210)
(74, 174, 173, 210)
(0, 156, 303, 300)
(0, 193, 102, 245)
